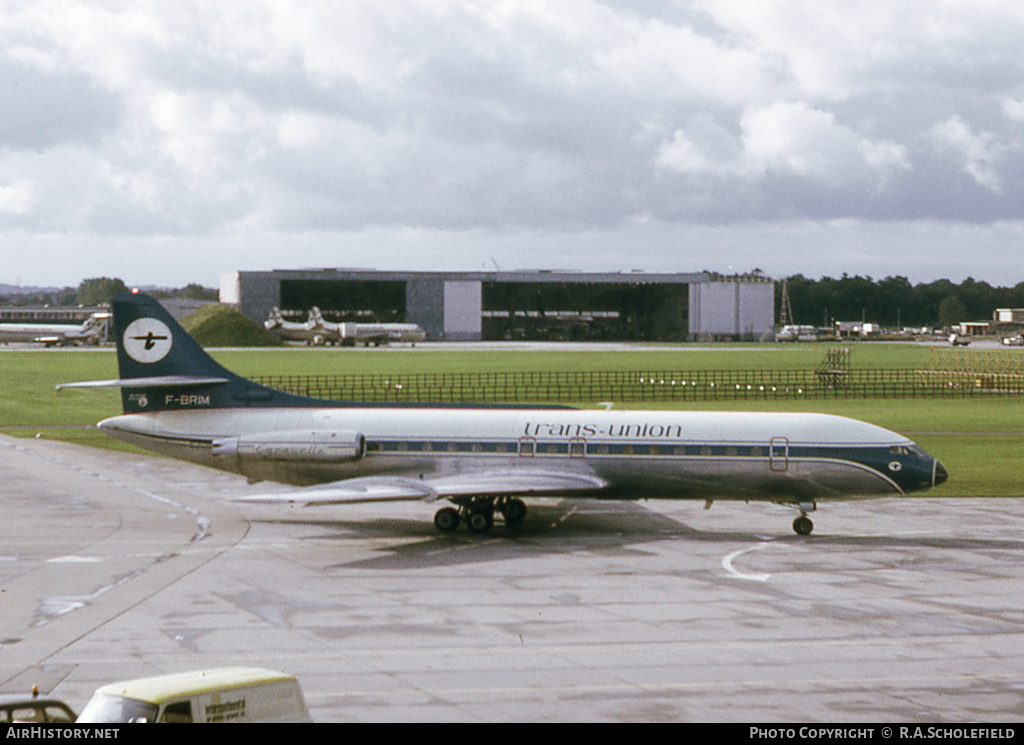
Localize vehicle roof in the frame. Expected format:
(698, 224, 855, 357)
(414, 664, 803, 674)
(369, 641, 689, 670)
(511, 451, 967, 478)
(92, 667, 296, 704)
(0, 694, 74, 709)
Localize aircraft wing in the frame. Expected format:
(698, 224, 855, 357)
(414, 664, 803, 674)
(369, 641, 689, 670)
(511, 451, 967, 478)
(235, 469, 609, 507)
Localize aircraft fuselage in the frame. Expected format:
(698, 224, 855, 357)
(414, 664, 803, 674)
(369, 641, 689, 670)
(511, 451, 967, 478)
(99, 406, 944, 504)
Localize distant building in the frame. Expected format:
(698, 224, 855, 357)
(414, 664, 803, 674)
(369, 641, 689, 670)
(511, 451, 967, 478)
(956, 321, 994, 337)
(0, 306, 103, 324)
(994, 309, 1024, 325)
(221, 269, 775, 342)
(688, 277, 775, 341)
(156, 298, 217, 322)
(834, 321, 881, 338)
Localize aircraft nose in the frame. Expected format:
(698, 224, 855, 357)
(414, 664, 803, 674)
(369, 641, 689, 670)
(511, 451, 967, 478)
(933, 460, 948, 487)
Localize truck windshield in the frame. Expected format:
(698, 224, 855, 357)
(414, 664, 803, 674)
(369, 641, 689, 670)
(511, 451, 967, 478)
(77, 693, 159, 723)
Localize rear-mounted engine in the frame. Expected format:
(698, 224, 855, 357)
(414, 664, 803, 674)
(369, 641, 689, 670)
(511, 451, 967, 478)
(212, 430, 366, 463)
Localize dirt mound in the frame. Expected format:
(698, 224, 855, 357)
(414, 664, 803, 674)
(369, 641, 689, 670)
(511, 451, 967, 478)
(181, 304, 283, 347)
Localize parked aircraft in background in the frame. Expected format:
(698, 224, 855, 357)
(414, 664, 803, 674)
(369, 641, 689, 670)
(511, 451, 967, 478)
(265, 307, 425, 346)
(61, 291, 947, 536)
(0, 312, 110, 346)
(264, 307, 329, 346)
(307, 307, 426, 346)
(775, 325, 819, 342)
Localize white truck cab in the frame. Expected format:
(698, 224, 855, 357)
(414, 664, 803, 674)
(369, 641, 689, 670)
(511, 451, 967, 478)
(76, 667, 312, 723)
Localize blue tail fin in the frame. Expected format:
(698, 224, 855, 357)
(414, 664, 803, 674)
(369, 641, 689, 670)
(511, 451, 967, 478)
(111, 291, 296, 413)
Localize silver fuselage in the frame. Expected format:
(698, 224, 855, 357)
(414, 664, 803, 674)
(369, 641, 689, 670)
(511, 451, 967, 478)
(99, 406, 944, 504)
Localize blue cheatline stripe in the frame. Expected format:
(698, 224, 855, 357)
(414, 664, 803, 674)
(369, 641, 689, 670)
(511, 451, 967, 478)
(369, 439, 897, 461)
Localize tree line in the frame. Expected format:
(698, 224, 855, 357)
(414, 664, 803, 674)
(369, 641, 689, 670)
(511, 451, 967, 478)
(781, 275, 1024, 330)
(0, 277, 217, 307)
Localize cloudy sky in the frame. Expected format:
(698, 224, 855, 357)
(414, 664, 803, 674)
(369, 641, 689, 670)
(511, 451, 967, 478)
(3, 1, 1024, 290)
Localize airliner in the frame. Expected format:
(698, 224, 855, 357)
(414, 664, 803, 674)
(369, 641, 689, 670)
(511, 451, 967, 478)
(60, 291, 948, 536)
(0, 312, 110, 346)
(265, 307, 426, 346)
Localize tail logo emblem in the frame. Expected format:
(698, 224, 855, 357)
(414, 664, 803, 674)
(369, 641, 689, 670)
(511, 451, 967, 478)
(123, 318, 173, 364)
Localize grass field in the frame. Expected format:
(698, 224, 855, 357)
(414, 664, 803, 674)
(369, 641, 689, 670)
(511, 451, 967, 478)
(2, 343, 1022, 497)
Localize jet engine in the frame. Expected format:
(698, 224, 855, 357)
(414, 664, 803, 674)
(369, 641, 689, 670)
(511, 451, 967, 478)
(212, 430, 366, 463)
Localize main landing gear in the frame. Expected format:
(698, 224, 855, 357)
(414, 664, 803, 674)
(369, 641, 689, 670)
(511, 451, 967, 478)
(433, 496, 527, 534)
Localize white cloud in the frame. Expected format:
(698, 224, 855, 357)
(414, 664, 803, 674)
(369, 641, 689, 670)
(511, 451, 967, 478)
(1003, 98, 1024, 122)
(929, 116, 1004, 193)
(743, 103, 848, 178)
(694, 1, 1024, 100)
(0, 181, 32, 215)
(656, 102, 910, 188)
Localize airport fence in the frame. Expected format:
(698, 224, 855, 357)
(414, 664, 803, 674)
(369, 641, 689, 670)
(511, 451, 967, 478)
(253, 368, 1024, 403)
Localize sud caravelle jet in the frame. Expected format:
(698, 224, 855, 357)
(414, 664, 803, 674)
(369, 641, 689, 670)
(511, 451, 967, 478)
(61, 291, 948, 536)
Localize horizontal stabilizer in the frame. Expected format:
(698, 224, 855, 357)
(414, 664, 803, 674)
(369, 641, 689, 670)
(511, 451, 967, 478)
(235, 469, 608, 507)
(57, 375, 230, 391)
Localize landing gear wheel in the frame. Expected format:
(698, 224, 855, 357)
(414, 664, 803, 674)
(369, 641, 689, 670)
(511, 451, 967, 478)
(501, 498, 527, 527)
(793, 515, 814, 536)
(434, 507, 460, 532)
(467, 509, 495, 534)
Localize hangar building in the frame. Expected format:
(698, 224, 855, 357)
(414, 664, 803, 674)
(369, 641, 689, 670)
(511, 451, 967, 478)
(220, 269, 774, 342)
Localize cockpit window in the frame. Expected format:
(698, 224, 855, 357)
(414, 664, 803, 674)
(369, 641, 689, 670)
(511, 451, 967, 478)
(890, 445, 926, 457)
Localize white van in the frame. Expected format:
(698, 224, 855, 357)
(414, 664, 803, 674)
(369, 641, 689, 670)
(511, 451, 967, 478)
(76, 667, 312, 723)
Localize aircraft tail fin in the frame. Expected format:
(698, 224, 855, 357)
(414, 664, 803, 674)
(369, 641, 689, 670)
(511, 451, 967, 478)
(264, 307, 284, 329)
(60, 291, 302, 414)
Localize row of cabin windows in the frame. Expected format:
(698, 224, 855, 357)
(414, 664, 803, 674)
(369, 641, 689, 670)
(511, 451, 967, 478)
(366, 441, 776, 458)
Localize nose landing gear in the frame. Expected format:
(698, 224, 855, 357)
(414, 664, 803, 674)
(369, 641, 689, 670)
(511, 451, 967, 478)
(792, 514, 814, 536)
(792, 502, 816, 536)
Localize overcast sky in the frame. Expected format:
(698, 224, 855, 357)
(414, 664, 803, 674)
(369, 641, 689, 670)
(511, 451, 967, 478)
(3, 1, 1024, 290)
